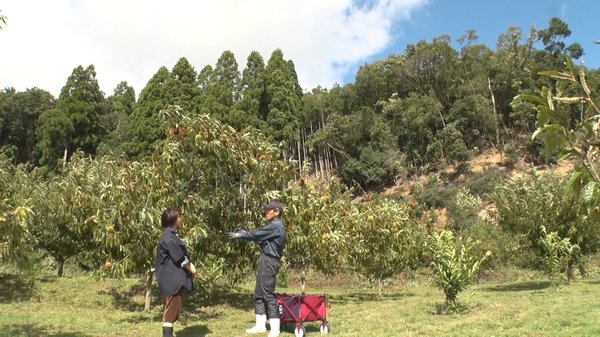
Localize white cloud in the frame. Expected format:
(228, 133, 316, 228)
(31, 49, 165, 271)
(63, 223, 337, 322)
(0, 0, 427, 98)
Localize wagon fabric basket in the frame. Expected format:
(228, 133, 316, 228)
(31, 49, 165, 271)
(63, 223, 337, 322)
(277, 293, 330, 336)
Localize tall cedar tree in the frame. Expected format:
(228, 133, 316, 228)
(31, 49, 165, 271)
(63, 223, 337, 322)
(126, 66, 171, 159)
(37, 65, 108, 172)
(200, 50, 240, 122)
(230, 51, 268, 131)
(126, 58, 199, 159)
(264, 49, 302, 149)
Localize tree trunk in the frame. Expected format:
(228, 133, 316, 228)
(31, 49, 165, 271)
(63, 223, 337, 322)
(487, 77, 501, 146)
(240, 183, 245, 212)
(302, 129, 308, 172)
(63, 146, 68, 167)
(301, 266, 306, 295)
(318, 153, 324, 178)
(57, 258, 65, 277)
(144, 268, 155, 311)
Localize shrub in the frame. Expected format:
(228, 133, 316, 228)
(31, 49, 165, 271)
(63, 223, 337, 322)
(448, 188, 481, 232)
(502, 144, 518, 168)
(429, 230, 491, 313)
(464, 167, 505, 199)
(539, 225, 583, 282)
(490, 173, 600, 267)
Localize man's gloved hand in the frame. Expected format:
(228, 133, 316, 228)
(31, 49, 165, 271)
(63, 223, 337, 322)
(228, 230, 247, 240)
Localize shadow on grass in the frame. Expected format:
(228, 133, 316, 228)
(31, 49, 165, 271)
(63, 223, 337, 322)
(101, 280, 254, 313)
(327, 290, 415, 305)
(2, 324, 91, 337)
(483, 280, 552, 292)
(0, 273, 37, 303)
(582, 279, 600, 285)
(119, 311, 163, 324)
(101, 286, 146, 312)
(187, 285, 254, 312)
(176, 324, 212, 337)
(281, 321, 325, 334)
(110, 284, 247, 324)
(98, 281, 166, 312)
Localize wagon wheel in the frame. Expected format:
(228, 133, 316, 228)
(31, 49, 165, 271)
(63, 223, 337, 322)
(320, 321, 330, 334)
(294, 324, 307, 337)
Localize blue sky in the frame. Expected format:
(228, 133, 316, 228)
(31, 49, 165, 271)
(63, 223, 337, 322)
(353, 0, 600, 83)
(1, 0, 598, 97)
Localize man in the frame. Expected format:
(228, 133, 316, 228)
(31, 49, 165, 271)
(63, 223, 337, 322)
(229, 201, 287, 337)
(155, 208, 196, 337)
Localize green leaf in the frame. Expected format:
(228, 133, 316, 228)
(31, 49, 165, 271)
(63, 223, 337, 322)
(518, 93, 546, 106)
(532, 128, 543, 140)
(582, 181, 599, 205)
(543, 125, 566, 159)
(553, 96, 585, 104)
(538, 70, 575, 82)
(536, 106, 554, 126)
(558, 148, 580, 161)
(565, 170, 584, 198)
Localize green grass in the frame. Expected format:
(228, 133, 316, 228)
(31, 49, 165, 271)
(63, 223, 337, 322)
(2, 269, 600, 337)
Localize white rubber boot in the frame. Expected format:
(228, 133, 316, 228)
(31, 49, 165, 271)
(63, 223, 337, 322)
(268, 318, 280, 337)
(245, 314, 267, 334)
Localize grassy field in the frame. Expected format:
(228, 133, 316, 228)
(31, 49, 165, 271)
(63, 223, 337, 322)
(2, 267, 600, 337)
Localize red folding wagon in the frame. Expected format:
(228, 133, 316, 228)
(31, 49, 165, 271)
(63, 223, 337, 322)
(277, 293, 330, 336)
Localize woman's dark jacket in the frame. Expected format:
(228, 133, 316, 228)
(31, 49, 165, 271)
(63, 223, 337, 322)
(154, 228, 193, 297)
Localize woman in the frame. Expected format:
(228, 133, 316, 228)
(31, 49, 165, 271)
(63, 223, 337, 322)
(154, 208, 196, 337)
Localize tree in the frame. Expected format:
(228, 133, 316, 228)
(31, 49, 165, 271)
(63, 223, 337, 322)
(299, 87, 335, 176)
(264, 49, 303, 158)
(76, 106, 293, 308)
(447, 93, 494, 150)
(36, 107, 74, 172)
(0, 154, 33, 268)
(353, 57, 400, 109)
(27, 162, 96, 276)
(97, 81, 136, 157)
(539, 225, 582, 282)
(311, 105, 398, 189)
(168, 57, 200, 113)
(347, 199, 425, 295)
(58, 65, 109, 154)
(490, 172, 600, 260)
(200, 51, 241, 122)
(36, 65, 108, 172)
(196, 65, 213, 102)
(430, 230, 491, 312)
(383, 93, 445, 169)
(126, 66, 172, 159)
(526, 58, 600, 228)
(231, 51, 268, 131)
(537, 17, 583, 63)
(492, 26, 536, 135)
(0, 88, 55, 164)
(125, 58, 202, 160)
(454, 31, 498, 147)
(400, 36, 460, 108)
(283, 177, 353, 293)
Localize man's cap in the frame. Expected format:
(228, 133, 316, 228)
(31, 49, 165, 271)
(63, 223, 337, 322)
(263, 201, 283, 214)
